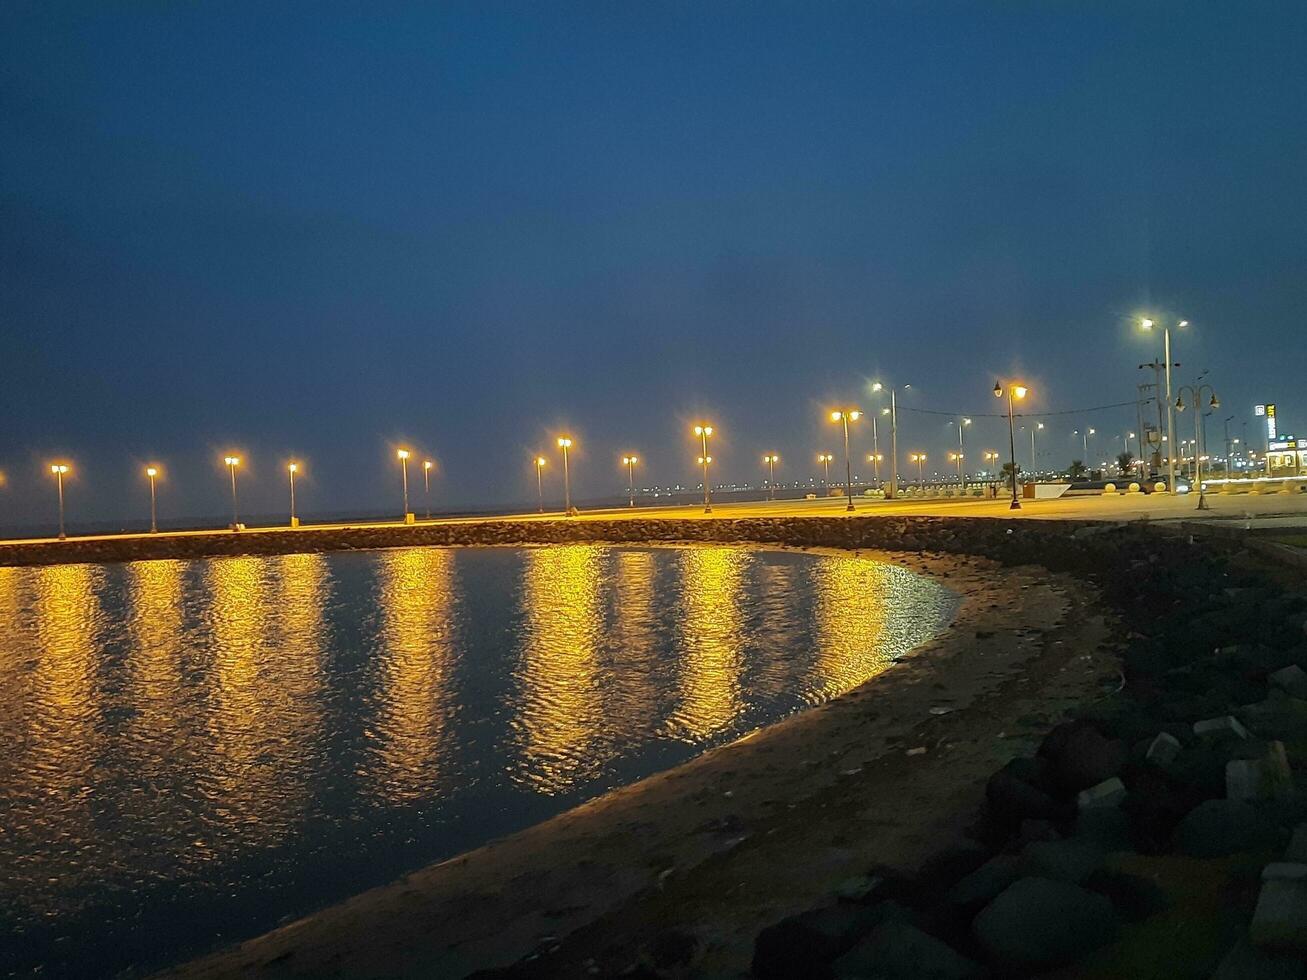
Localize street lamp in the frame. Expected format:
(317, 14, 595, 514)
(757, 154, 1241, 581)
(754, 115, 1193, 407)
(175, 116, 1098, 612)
(622, 454, 639, 507)
(762, 453, 780, 500)
(866, 452, 883, 486)
(534, 456, 547, 512)
(870, 382, 909, 499)
(694, 425, 714, 513)
(1176, 384, 1220, 510)
(909, 452, 927, 484)
(949, 451, 965, 485)
(557, 437, 576, 515)
(817, 452, 833, 488)
(287, 462, 299, 527)
(224, 455, 241, 529)
(145, 465, 160, 533)
(50, 463, 70, 539)
(954, 418, 971, 488)
(1030, 421, 1044, 474)
(1140, 317, 1186, 492)
(396, 449, 413, 523)
(830, 409, 861, 512)
(423, 459, 434, 519)
(994, 381, 1028, 510)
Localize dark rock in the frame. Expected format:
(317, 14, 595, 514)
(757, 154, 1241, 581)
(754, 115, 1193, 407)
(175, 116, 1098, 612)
(752, 903, 896, 979)
(1072, 807, 1133, 849)
(1019, 839, 1106, 884)
(648, 930, 697, 969)
(1175, 800, 1284, 858)
(1212, 936, 1307, 980)
(832, 920, 983, 979)
(984, 768, 1062, 831)
(1083, 868, 1171, 922)
(972, 877, 1118, 971)
(944, 855, 1022, 915)
(916, 839, 991, 890)
(1038, 721, 1126, 793)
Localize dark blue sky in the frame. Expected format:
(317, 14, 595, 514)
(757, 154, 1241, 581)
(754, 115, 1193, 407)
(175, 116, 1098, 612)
(3, 2, 1305, 527)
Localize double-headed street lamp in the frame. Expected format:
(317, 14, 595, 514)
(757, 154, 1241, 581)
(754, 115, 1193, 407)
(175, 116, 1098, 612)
(1176, 384, 1220, 510)
(621, 454, 639, 507)
(694, 424, 714, 513)
(145, 465, 160, 533)
(762, 453, 780, 500)
(983, 450, 1000, 474)
(287, 462, 299, 527)
(870, 382, 909, 499)
(396, 449, 413, 523)
(909, 452, 926, 485)
(423, 459, 434, 519)
(949, 451, 965, 484)
(993, 380, 1029, 510)
(224, 455, 241, 529)
(534, 455, 547, 512)
(557, 437, 575, 515)
(866, 452, 884, 485)
(830, 409, 861, 512)
(50, 463, 70, 539)
(817, 452, 833, 488)
(1141, 317, 1187, 492)
(1073, 427, 1096, 458)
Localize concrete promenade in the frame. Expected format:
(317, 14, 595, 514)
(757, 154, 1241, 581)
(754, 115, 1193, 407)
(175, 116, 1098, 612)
(2, 487, 1306, 557)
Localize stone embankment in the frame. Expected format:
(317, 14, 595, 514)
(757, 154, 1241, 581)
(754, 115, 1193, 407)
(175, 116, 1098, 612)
(30, 515, 1307, 976)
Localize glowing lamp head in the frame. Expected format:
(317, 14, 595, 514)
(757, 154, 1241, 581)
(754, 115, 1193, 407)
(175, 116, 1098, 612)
(288, 462, 298, 473)
(871, 382, 883, 393)
(224, 456, 240, 467)
(698, 455, 712, 465)
(694, 425, 713, 437)
(51, 464, 69, 475)
(1141, 318, 1154, 329)
(535, 456, 547, 467)
(1178, 320, 1189, 327)
(962, 417, 972, 426)
(396, 449, 410, 460)
(423, 460, 433, 471)
(146, 466, 158, 478)
(830, 411, 841, 422)
(557, 437, 572, 448)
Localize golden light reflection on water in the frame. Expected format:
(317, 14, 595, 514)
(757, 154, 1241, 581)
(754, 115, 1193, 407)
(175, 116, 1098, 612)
(667, 548, 748, 741)
(373, 547, 458, 803)
(810, 556, 894, 698)
(513, 545, 606, 794)
(608, 550, 661, 740)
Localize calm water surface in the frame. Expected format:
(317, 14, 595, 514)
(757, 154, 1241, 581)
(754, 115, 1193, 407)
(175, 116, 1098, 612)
(0, 545, 958, 976)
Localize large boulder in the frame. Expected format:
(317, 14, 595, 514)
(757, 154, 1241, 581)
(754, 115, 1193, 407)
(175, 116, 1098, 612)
(832, 920, 983, 979)
(1039, 721, 1126, 793)
(1175, 800, 1284, 858)
(752, 903, 896, 979)
(1252, 864, 1307, 955)
(973, 877, 1117, 971)
(1020, 839, 1107, 884)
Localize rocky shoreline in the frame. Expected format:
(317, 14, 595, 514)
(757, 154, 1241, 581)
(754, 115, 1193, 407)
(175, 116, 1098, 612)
(139, 516, 1307, 977)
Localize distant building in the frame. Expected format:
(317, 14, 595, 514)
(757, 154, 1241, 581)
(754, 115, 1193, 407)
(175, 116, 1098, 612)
(1267, 435, 1306, 475)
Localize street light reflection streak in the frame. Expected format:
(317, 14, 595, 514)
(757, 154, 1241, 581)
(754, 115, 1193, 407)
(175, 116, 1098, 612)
(668, 547, 747, 741)
(373, 547, 458, 804)
(513, 544, 607, 793)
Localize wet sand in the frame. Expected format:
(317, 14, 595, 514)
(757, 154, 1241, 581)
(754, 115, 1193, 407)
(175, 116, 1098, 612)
(161, 546, 1114, 979)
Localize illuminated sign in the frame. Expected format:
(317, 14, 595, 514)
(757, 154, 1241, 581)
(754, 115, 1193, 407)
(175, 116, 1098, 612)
(1267, 403, 1278, 440)
(1255, 404, 1266, 416)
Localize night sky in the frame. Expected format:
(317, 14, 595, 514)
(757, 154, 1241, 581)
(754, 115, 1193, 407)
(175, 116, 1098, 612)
(3, 2, 1305, 529)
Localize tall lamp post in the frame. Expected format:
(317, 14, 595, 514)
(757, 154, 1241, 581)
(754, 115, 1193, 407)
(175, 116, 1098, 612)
(870, 412, 882, 484)
(423, 459, 434, 519)
(949, 451, 965, 485)
(287, 462, 299, 527)
(396, 449, 412, 523)
(817, 453, 833, 488)
(145, 465, 159, 533)
(694, 424, 714, 513)
(622, 454, 639, 507)
(533, 456, 547, 512)
(1141, 317, 1186, 492)
(830, 409, 861, 512)
(955, 418, 971, 488)
(557, 437, 575, 515)
(994, 380, 1028, 510)
(1176, 383, 1220, 510)
(1029, 421, 1044, 474)
(50, 463, 70, 539)
(870, 382, 909, 499)
(224, 455, 241, 529)
(762, 453, 779, 500)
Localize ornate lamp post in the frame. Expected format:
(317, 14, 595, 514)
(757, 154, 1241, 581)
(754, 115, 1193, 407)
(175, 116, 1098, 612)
(993, 381, 1028, 510)
(1176, 384, 1220, 510)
